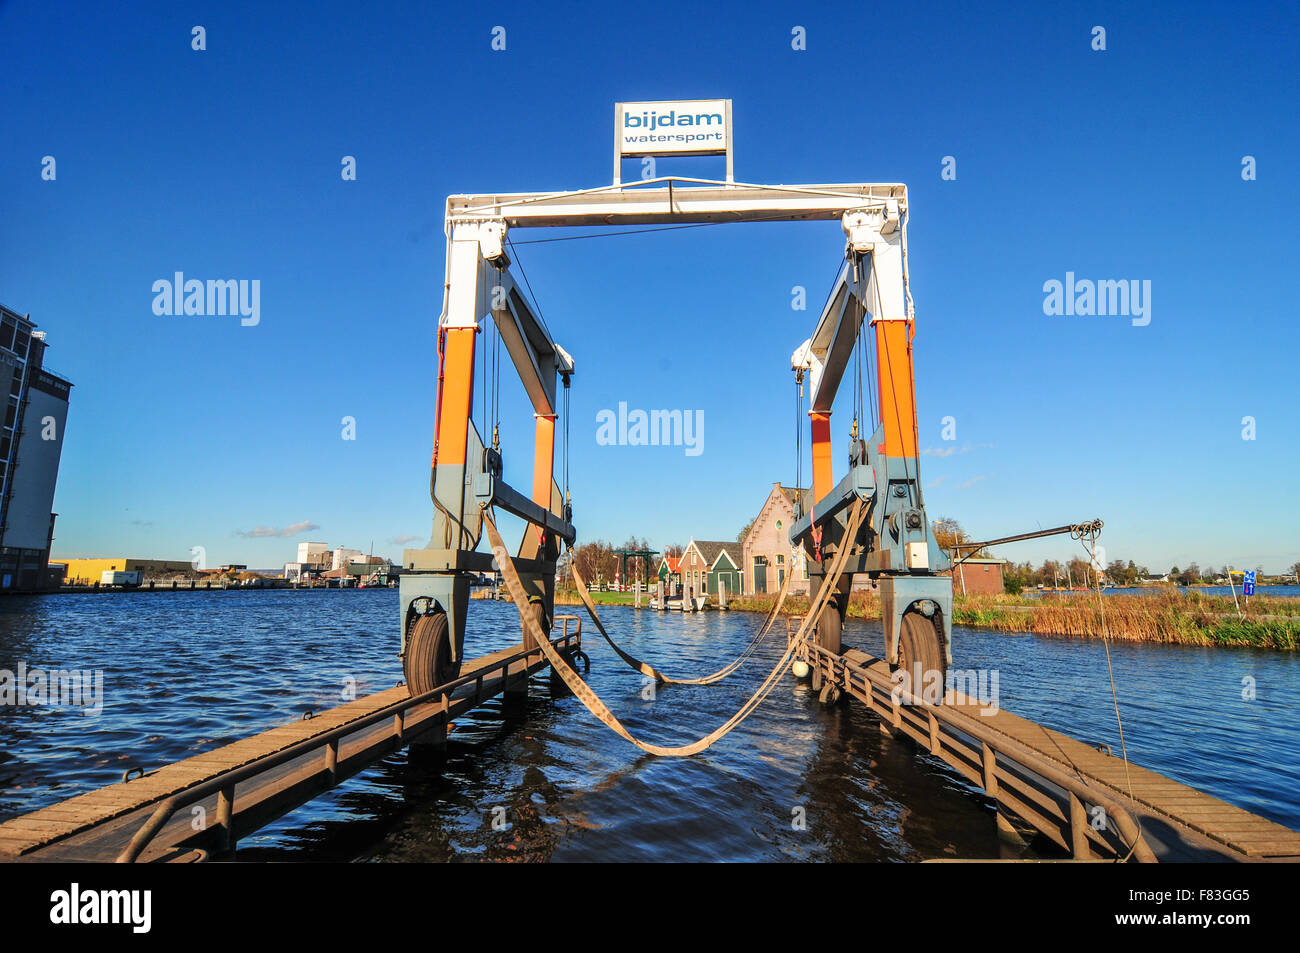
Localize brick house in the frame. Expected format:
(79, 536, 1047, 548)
(741, 483, 810, 595)
(949, 557, 1005, 595)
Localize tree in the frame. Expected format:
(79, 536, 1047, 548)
(1106, 559, 1129, 587)
(572, 540, 619, 587)
(1039, 559, 1063, 589)
(737, 518, 755, 546)
(1292, 561, 1300, 584)
(663, 543, 684, 559)
(1178, 563, 1201, 586)
(931, 517, 967, 550)
(1002, 560, 1035, 595)
(932, 517, 989, 557)
(1066, 556, 1093, 589)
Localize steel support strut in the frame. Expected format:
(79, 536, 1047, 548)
(791, 204, 952, 681)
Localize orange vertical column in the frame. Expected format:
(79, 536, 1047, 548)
(810, 411, 833, 502)
(532, 413, 557, 509)
(433, 327, 477, 468)
(874, 320, 918, 458)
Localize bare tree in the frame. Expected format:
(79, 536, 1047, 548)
(932, 517, 989, 557)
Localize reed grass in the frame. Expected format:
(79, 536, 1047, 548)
(724, 588, 1298, 650)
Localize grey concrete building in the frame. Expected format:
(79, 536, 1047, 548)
(0, 303, 73, 590)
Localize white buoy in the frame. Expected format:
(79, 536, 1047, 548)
(792, 660, 810, 679)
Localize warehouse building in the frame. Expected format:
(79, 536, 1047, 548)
(61, 558, 197, 585)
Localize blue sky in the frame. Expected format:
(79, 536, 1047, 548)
(1, 0, 1296, 572)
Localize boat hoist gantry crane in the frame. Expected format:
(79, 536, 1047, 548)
(401, 176, 951, 698)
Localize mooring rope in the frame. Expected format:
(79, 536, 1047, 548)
(567, 552, 796, 685)
(1071, 522, 1144, 862)
(482, 499, 865, 757)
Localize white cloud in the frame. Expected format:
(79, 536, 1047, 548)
(236, 520, 320, 539)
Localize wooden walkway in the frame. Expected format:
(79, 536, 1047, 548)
(0, 627, 581, 862)
(805, 641, 1300, 862)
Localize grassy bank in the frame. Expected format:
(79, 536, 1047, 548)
(725, 589, 1300, 650)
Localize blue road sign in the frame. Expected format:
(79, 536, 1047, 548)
(1244, 571, 1256, 596)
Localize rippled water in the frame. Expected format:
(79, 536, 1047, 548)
(1, 590, 1296, 861)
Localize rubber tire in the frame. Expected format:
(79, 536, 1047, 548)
(895, 610, 946, 705)
(816, 595, 842, 656)
(404, 612, 459, 697)
(525, 600, 549, 649)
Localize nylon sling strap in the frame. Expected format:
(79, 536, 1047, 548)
(568, 551, 796, 686)
(482, 497, 866, 757)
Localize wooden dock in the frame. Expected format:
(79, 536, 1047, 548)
(801, 638, 1300, 862)
(0, 623, 582, 862)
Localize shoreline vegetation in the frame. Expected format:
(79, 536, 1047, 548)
(540, 588, 1300, 650)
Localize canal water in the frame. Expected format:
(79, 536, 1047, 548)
(1, 590, 1296, 861)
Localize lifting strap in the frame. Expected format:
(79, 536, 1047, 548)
(482, 498, 866, 757)
(567, 552, 796, 685)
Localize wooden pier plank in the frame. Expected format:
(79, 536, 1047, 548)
(832, 648, 1300, 862)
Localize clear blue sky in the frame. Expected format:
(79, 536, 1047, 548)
(2, 0, 1296, 573)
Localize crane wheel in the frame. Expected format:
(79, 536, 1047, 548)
(815, 595, 842, 655)
(895, 610, 946, 705)
(404, 611, 460, 697)
(524, 599, 550, 649)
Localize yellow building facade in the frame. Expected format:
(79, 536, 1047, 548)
(57, 558, 196, 585)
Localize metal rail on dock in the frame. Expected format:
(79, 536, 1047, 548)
(796, 632, 1300, 862)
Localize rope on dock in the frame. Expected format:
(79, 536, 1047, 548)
(482, 498, 866, 757)
(567, 551, 796, 685)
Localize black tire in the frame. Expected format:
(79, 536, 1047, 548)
(404, 612, 459, 697)
(815, 590, 842, 655)
(895, 610, 946, 705)
(524, 600, 549, 649)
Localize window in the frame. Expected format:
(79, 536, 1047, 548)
(776, 554, 784, 565)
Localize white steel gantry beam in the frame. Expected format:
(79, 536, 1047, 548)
(446, 178, 907, 229)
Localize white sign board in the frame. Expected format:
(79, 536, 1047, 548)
(614, 99, 732, 183)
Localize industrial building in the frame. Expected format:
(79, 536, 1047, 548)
(59, 558, 196, 585)
(0, 304, 73, 591)
(283, 543, 376, 582)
